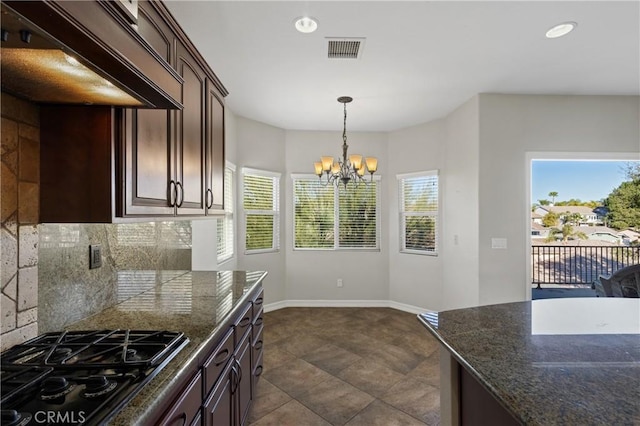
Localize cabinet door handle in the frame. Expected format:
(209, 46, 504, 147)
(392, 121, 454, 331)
(230, 363, 238, 393)
(176, 181, 184, 207)
(168, 180, 177, 207)
(206, 188, 213, 209)
(235, 358, 243, 384)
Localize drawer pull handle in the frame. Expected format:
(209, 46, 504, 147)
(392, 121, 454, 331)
(254, 317, 263, 326)
(255, 365, 263, 376)
(238, 317, 251, 328)
(254, 297, 263, 306)
(254, 340, 263, 350)
(214, 348, 230, 365)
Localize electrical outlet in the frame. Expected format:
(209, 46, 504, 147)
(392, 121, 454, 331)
(89, 244, 102, 269)
(337, 278, 343, 288)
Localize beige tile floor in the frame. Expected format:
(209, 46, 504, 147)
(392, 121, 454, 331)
(248, 307, 441, 426)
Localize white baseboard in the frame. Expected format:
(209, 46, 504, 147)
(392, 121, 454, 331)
(388, 300, 434, 315)
(264, 299, 432, 314)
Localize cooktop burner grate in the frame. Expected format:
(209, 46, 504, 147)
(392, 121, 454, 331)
(1, 330, 186, 369)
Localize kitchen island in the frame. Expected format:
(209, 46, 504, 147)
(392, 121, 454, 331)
(418, 298, 640, 426)
(65, 270, 267, 425)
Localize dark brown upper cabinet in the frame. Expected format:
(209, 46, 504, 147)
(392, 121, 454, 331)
(38, 0, 227, 223)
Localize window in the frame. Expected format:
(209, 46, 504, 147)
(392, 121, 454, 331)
(293, 175, 380, 250)
(243, 168, 280, 253)
(398, 171, 439, 255)
(217, 163, 235, 263)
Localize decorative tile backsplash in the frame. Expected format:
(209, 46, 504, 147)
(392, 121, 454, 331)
(38, 222, 192, 333)
(1, 93, 40, 351)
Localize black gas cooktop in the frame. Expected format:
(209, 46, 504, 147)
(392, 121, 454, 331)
(0, 330, 188, 426)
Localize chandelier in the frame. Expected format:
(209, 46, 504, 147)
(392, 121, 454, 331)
(314, 96, 377, 188)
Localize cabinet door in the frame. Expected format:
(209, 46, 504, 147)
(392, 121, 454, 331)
(205, 81, 225, 212)
(203, 359, 233, 426)
(120, 108, 176, 217)
(175, 43, 206, 216)
(236, 331, 253, 426)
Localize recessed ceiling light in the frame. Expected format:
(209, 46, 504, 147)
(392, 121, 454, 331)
(545, 22, 577, 39)
(294, 16, 318, 34)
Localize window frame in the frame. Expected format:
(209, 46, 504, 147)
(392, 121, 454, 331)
(291, 173, 381, 251)
(397, 170, 439, 256)
(243, 167, 280, 255)
(216, 162, 235, 264)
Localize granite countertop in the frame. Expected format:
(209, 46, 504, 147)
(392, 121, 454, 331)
(65, 270, 267, 425)
(418, 298, 640, 426)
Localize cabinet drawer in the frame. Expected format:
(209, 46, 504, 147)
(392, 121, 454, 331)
(252, 288, 264, 319)
(203, 328, 234, 396)
(234, 303, 252, 345)
(157, 372, 202, 426)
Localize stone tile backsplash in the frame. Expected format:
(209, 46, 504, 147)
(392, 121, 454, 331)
(1, 93, 40, 350)
(38, 222, 192, 333)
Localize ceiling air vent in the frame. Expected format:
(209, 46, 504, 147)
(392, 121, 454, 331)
(326, 37, 365, 59)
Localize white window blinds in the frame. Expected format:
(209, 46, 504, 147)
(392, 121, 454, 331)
(217, 164, 235, 263)
(293, 176, 380, 250)
(243, 168, 280, 253)
(398, 171, 439, 255)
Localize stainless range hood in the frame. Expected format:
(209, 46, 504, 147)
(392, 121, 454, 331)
(1, 1, 182, 109)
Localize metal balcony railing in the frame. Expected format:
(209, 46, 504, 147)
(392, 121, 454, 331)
(531, 245, 640, 288)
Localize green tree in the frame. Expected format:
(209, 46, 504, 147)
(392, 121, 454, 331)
(538, 199, 550, 206)
(560, 211, 583, 226)
(605, 181, 640, 229)
(546, 224, 587, 242)
(548, 191, 558, 204)
(542, 212, 559, 227)
(604, 164, 640, 230)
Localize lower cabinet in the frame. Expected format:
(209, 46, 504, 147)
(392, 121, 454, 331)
(158, 285, 263, 426)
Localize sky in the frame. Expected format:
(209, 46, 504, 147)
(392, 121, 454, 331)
(531, 160, 638, 204)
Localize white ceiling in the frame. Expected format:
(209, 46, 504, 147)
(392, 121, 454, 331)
(165, 1, 640, 132)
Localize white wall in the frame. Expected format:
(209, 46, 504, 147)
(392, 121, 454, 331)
(235, 116, 287, 305)
(441, 96, 481, 310)
(387, 120, 445, 312)
(284, 130, 390, 303)
(477, 94, 640, 305)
